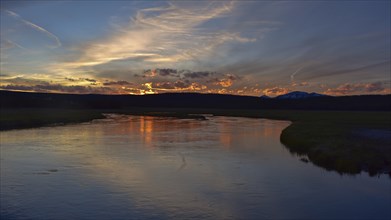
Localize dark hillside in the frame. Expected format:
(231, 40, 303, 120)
(1, 90, 390, 111)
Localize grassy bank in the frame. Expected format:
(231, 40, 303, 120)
(0, 108, 106, 131)
(277, 111, 391, 176)
(1, 108, 390, 176)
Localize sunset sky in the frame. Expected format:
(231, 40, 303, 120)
(0, 1, 390, 96)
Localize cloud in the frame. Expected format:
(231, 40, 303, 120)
(183, 71, 212, 79)
(65, 77, 78, 82)
(157, 68, 178, 77)
(365, 82, 386, 92)
(0, 39, 25, 50)
(208, 73, 241, 88)
(103, 80, 132, 86)
(324, 82, 391, 95)
(262, 87, 290, 96)
(1, 76, 48, 85)
(0, 76, 119, 94)
(83, 78, 97, 83)
(135, 79, 210, 94)
(174, 80, 191, 89)
(290, 66, 303, 82)
(144, 70, 242, 90)
(0, 83, 115, 94)
(64, 77, 98, 85)
(134, 69, 241, 89)
(154, 82, 176, 90)
(140, 68, 179, 78)
(151, 80, 204, 91)
(291, 81, 310, 87)
(2, 9, 61, 48)
(52, 1, 263, 73)
(0, 84, 35, 91)
(304, 61, 390, 81)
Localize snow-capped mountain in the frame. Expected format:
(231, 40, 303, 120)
(259, 95, 271, 99)
(275, 91, 327, 99)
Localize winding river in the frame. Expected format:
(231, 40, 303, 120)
(1, 115, 390, 219)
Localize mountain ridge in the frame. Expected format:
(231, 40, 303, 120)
(1, 90, 390, 111)
(275, 91, 328, 99)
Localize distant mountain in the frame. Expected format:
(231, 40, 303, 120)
(259, 95, 271, 99)
(275, 91, 327, 99)
(1, 90, 390, 111)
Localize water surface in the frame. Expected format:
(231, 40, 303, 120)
(1, 115, 390, 219)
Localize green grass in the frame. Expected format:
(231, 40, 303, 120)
(1, 107, 390, 176)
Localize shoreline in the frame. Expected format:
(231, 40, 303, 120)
(1, 108, 390, 177)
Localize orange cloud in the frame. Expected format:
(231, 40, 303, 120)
(262, 87, 290, 96)
(291, 81, 310, 87)
(324, 82, 390, 96)
(215, 79, 233, 88)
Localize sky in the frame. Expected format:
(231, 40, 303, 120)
(0, 0, 390, 96)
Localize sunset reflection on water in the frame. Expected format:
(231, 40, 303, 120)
(1, 115, 390, 220)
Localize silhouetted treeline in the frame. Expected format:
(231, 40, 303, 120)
(1, 90, 390, 111)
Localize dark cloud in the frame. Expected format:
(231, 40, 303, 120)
(103, 80, 132, 86)
(157, 68, 178, 77)
(122, 87, 141, 94)
(83, 78, 97, 83)
(153, 80, 192, 89)
(65, 77, 77, 82)
(206, 73, 241, 88)
(262, 87, 290, 96)
(134, 68, 223, 79)
(135, 70, 152, 78)
(225, 74, 241, 81)
(0, 83, 115, 94)
(154, 82, 175, 89)
(64, 77, 97, 83)
(36, 84, 112, 94)
(2, 76, 47, 85)
(139, 68, 179, 78)
(183, 71, 212, 79)
(174, 80, 191, 89)
(324, 81, 389, 95)
(0, 84, 34, 91)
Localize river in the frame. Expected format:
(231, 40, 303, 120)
(1, 115, 390, 219)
